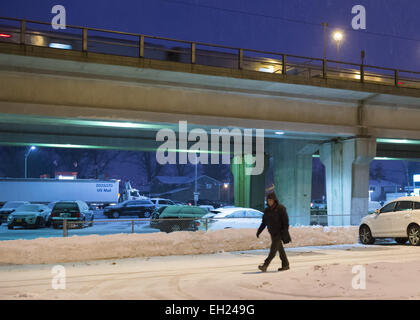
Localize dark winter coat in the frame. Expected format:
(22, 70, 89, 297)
(257, 202, 291, 244)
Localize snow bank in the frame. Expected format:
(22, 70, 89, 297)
(0, 226, 358, 265)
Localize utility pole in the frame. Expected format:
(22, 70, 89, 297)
(321, 22, 328, 60)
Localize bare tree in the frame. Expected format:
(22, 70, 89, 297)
(126, 151, 165, 184)
(0, 147, 25, 177)
(86, 150, 121, 179)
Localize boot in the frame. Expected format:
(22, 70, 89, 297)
(258, 264, 268, 272)
(278, 265, 290, 272)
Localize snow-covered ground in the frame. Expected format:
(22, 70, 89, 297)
(0, 226, 358, 265)
(1, 242, 419, 300)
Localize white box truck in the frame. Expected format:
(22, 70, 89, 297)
(0, 178, 119, 207)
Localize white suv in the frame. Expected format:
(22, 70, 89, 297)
(150, 198, 175, 208)
(359, 196, 420, 246)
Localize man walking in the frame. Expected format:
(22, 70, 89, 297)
(256, 192, 291, 272)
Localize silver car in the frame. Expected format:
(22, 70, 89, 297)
(7, 204, 51, 229)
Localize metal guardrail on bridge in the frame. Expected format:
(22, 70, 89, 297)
(1, 16, 420, 89)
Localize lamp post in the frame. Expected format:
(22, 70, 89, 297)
(333, 31, 343, 70)
(223, 183, 230, 204)
(24, 146, 36, 178)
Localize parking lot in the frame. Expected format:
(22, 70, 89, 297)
(0, 210, 160, 240)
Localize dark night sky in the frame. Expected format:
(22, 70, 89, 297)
(2, 0, 420, 70)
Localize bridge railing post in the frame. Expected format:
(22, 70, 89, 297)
(20, 20, 26, 45)
(394, 69, 399, 87)
(82, 28, 88, 52)
(191, 42, 196, 64)
(360, 64, 365, 83)
(139, 35, 144, 58)
(238, 48, 243, 70)
(282, 54, 287, 76)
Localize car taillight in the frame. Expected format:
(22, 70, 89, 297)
(51, 212, 57, 217)
(0, 33, 12, 38)
(75, 212, 80, 218)
(196, 221, 200, 227)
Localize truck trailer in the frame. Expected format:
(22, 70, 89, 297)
(0, 178, 119, 207)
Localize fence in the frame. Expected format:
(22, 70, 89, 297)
(1, 16, 420, 89)
(52, 214, 358, 238)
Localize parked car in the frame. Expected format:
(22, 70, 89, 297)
(199, 205, 215, 212)
(150, 198, 176, 209)
(46, 201, 59, 226)
(197, 207, 263, 231)
(0, 201, 30, 225)
(311, 200, 327, 210)
(152, 205, 208, 233)
(103, 200, 155, 219)
(359, 196, 420, 246)
(187, 199, 222, 208)
(7, 204, 51, 229)
(50, 200, 94, 228)
(149, 205, 169, 228)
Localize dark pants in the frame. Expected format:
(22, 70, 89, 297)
(264, 235, 289, 267)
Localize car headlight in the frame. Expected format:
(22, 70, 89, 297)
(7, 215, 13, 222)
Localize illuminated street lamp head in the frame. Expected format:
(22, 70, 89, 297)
(333, 31, 343, 42)
(223, 183, 229, 189)
(25, 145, 37, 157)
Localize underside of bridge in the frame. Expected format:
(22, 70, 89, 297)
(1, 42, 420, 226)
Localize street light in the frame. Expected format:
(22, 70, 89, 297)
(223, 183, 230, 204)
(333, 31, 343, 70)
(24, 146, 36, 178)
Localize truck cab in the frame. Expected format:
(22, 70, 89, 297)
(121, 181, 149, 201)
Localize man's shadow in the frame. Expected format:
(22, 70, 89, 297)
(242, 271, 278, 274)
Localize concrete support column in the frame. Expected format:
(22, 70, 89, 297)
(231, 153, 269, 212)
(270, 140, 318, 226)
(320, 138, 376, 226)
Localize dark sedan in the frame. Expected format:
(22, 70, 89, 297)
(103, 200, 155, 219)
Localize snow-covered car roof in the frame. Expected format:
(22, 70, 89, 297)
(387, 196, 420, 203)
(13, 204, 50, 212)
(1, 201, 30, 209)
(210, 207, 262, 218)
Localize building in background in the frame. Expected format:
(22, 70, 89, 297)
(150, 175, 222, 203)
(369, 178, 404, 202)
(55, 171, 77, 180)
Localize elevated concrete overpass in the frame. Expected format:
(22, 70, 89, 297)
(0, 18, 420, 226)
